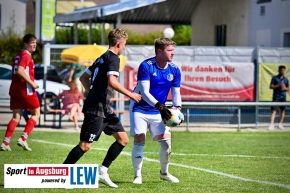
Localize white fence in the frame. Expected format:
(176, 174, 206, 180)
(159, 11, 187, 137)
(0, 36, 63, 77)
(179, 102, 290, 131)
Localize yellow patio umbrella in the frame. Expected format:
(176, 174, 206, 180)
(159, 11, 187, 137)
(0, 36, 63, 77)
(60, 44, 127, 71)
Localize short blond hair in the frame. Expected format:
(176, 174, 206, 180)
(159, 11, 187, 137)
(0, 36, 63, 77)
(108, 28, 128, 46)
(154, 38, 176, 54)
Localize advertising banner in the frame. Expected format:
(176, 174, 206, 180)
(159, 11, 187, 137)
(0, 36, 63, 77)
(258, 63, 290, 101)
(41, 0, 56, 42)
(4, 164, 98, 189)
(125, 62, 255, 101)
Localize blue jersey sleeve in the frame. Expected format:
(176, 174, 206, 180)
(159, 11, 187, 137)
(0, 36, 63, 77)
(87, 62, 96, 74)
(172, 66, 181, 88)
(270, 77, 276, 85)
(137, 62, 150, 81)
(285, 77, 289, 87)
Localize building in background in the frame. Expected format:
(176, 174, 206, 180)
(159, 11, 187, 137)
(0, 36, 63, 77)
(0, 0, 99, 36)
(0, 0, 27, 36)
(52, 0, 169, 35)
(191, 0, 290, 47)
(0, 0, 168, 39)
(248, 0, 290, 47)
(1, 0, 289, 47)
(27, 0, 99, 32)
(53, 0, 290, 47)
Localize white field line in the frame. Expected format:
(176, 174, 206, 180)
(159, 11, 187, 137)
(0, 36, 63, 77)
(32, 139, 290, 190)
(144, 152, 290, 160)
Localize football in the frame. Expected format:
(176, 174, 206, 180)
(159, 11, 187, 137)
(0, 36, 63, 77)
(163, 28, 175, 39)
(165, 107, 184, 127)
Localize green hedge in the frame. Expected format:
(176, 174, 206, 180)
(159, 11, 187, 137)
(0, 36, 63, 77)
(0, 35, 43, 65)
(55, 25, 191, 45)
(0, 25, 191, 65)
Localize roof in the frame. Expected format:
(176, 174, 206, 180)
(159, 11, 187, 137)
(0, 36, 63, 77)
(56, 1, 97, 14)
(16, 0, 27, 3)
(54, 0, 198, 25)
(54, 1, 119, 23)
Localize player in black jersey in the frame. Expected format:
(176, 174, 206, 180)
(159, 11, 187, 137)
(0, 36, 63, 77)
(63, 28, 141, 188)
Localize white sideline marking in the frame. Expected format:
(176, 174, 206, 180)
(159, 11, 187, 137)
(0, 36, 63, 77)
(144, 152, 290, 160)
(32, 139, 290, 190)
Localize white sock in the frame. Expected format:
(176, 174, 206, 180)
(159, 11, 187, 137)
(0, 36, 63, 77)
(21, 132, 28, 140)
(99, 165, 108, 175)
(159, 139, 171, 174)
(132, 142, 145, 177)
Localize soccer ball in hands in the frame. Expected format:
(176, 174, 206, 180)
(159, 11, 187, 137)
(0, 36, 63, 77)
(165, 107, 184, 127)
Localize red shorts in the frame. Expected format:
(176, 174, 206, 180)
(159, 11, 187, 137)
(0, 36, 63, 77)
(10, 92, 40, 110)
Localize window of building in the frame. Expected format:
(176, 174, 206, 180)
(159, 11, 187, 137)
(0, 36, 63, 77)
(257, 0, 271, 4)
(215, 25, 227, 46)
(260, 6, 265, 15)
(284, 33, 290, 47)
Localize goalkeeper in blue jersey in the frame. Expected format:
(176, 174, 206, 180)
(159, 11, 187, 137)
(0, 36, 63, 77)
(129, 38, 182, 184)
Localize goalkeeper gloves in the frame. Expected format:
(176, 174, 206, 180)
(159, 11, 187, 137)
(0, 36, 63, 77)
(155, 102, 172, 120)
(164, 105, 181, 110)
(175, 106, 182, 111)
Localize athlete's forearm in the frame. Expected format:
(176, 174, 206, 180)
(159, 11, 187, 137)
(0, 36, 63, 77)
(68, 69, 74, 81)
(171, 87, 182, 107)
(270, 84, 280, 89)
(138, 80, 158, 106)
(108, 75, 132, 98)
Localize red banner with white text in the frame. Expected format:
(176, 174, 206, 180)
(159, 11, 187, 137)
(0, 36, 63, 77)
(125, 62, 255, 101)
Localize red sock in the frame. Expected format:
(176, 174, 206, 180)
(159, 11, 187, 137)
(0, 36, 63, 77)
(21, 118, 36, 141)
(3, 119, 18, 145)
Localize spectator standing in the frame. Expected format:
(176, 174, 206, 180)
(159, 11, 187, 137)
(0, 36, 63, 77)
(269, 65, 289, 130)
(68, 63, 86, 94)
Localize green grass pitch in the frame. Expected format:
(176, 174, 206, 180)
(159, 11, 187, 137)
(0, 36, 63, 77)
(1, 130, 290, 193)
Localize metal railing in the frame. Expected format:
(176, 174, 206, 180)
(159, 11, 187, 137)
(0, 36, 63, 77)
(174, 102, 290, 131)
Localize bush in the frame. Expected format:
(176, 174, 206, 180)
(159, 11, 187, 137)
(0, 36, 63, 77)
(0, 25, 191, 65)
(0, 36, 22, 65)
(125, 25, 191, 45)
(0, 29, 43, 65)
(172, 25, 191, 45)
(55, 25, 104, 45)
(0, 37, 43, 65)
(55, 28, 72, 44)
(55, 25, 191, 45)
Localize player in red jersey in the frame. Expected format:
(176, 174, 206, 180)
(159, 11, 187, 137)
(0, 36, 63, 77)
(1, 34, 40, 151)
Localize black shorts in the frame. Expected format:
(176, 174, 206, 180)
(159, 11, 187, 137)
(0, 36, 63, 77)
(271, 98, 286, 111)
(80, 113, 125, 143)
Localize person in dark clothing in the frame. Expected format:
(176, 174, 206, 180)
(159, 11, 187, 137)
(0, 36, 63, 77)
(62, 28, 141, 188)
(268, 65, 289, 130)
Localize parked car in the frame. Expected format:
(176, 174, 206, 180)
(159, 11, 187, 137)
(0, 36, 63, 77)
(34, 64, 62, 83)
(0, 64, 69, 112)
